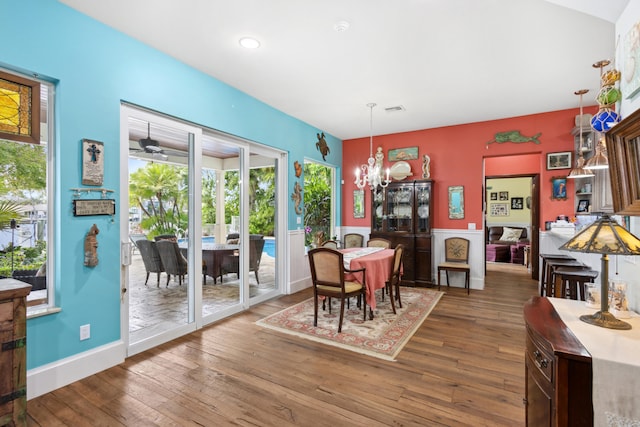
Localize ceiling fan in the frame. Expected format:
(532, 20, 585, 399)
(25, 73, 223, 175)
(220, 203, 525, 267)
(129, 122, 188, 159)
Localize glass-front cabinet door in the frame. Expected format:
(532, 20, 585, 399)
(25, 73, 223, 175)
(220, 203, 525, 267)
(372, 188, 384, 232)
(386, 183, 413, 232)
(415, 181, 432, 234)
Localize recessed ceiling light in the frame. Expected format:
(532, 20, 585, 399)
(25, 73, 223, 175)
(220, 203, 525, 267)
(239, 37, 260, 49)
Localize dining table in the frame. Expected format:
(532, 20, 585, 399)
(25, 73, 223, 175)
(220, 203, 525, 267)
(341, 247, 395, 315)
(178, 243, 239, 284)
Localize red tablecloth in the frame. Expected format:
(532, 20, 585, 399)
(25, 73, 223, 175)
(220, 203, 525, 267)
(342, 248, 394, 309)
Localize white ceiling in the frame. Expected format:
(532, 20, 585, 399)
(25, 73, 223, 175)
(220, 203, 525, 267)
(60, 0, 629, 141)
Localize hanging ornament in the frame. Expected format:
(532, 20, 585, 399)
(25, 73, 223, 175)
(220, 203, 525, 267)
(591, 60, 621, 132)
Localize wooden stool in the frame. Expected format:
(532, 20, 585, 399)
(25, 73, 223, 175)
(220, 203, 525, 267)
(539, 254, 575, 296)
(554, 267, 599, 300)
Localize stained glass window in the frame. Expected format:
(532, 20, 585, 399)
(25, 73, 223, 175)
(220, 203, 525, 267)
(0, 71, 40, 144)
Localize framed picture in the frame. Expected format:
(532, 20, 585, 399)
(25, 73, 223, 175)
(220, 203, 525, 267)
(622, 21, 640, 99)
(551, 176, 567, 200)
(82, 138, 104, 186)
(490, 192, 497, 201)
(448, 186, 464, 219)
(353, 190, 365, 218)
(490, 203, 509, 216)
(388, 146, 418, 161)
(511, 197, 523, 210)
(499, 191, 509, 201)
(577, 199, 590, 213)
(605, 107, 640, 215)
(546, 151, 572, 170)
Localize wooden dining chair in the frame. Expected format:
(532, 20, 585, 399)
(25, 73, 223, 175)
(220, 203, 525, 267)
(385, 244, 405, 314)
(367, 237, 391, 249)
(437, 237, 470, 294)
(321, 240, 339, 249)
(343, 233, 364, 248)
(308, 247, 367, 333)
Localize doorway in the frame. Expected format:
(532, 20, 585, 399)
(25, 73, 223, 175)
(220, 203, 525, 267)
(484, 171, 540, 281)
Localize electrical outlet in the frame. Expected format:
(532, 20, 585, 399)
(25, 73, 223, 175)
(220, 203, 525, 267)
(80, 324, 90, 341)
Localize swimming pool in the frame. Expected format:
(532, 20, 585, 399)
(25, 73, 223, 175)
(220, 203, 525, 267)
(199, 236, 275, 257)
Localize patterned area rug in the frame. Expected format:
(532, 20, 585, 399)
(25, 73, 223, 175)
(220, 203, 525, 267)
(256, 288, 443, 361)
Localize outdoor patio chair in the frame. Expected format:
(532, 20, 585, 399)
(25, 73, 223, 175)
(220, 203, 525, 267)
(221, 237, 265, 284)
(129, 233, 148, 254)
(136, 239, 165, 287)
(156, 239, 187, 286)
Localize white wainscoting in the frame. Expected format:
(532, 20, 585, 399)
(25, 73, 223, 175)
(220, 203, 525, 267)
(288, 229, 311, 294)
(433, 228, 485, 291)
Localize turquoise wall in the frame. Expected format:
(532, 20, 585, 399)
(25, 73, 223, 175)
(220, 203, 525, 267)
(2, 0, 342, 369)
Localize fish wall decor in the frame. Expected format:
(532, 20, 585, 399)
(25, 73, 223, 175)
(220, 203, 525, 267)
(486, 131, 541, 147)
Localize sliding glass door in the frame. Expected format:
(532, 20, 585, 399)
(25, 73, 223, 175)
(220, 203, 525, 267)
(121, 105, 285, 356)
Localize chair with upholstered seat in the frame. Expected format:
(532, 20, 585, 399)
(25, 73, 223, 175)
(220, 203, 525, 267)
(385, 244, 405, 314)
(308, 247, 367, 333)
(321, 240, 339, 249)
(136, 239, 165, 287)
(156, 239, 188, 286)
(437, 237, 471, 294)
(343, 233, 364, 248)
(367, 237, 391, 249)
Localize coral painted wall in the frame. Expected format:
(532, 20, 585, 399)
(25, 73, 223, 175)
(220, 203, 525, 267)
(342, 108, 595, 230)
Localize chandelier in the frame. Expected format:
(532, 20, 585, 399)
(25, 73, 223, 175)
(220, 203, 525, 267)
(354, 103, 390, 191)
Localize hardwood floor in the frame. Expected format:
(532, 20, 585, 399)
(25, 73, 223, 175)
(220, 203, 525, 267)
(27, 263, 537, 426)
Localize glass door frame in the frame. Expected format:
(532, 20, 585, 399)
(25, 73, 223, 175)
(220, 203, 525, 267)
(120, 105, 287, 356)
(120, 104, 203, 356)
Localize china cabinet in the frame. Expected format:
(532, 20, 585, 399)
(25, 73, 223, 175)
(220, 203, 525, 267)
(371, 179, 433, 286)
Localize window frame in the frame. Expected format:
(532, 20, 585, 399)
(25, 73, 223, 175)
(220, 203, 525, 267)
(0, 70, 41, 145)
(0, 68, 56, 316)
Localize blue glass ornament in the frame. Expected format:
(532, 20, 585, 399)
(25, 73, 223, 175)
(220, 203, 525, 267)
(591, 110, 620, 132)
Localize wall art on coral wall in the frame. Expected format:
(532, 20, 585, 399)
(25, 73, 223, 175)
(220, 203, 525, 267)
(490, 203, 509, 216)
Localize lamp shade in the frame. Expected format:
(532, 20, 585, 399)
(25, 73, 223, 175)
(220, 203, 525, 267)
(560, 214, 640, 255)
(567, 155, 595, 179)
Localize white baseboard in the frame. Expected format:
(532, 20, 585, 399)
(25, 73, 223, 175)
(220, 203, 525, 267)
(289, 276, 311, 294)
(27, 340, 125, 400)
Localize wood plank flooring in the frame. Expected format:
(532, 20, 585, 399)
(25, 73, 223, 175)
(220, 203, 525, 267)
(27, 262, 538, 426)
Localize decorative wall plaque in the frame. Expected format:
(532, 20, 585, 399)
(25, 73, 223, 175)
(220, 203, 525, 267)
(73, 199, 115, 216)
(82, 139, 104, 185)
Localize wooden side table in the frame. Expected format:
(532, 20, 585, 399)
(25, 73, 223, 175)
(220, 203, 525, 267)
(0, 279, 32, 426)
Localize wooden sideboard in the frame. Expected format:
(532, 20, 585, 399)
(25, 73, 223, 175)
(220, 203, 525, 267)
(523, 296, 593, 426)
(0, 279, 31, 426)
